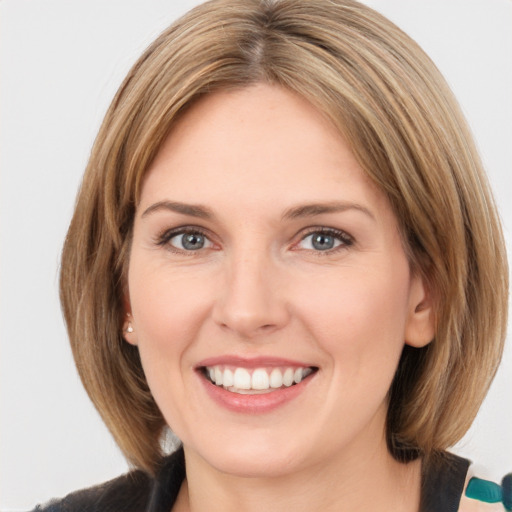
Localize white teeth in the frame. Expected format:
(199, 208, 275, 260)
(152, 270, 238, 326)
(251, 368, 270, 390)
(223, 368, 234, 387)
(269, 368, 283, 388)
(205, 365, 315, 392)
(283, 368, 294, 387)
(303, 367, 313, 379)
(233, 368, 251, 389)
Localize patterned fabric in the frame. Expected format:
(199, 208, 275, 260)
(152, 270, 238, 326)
(459, 472, 512, 511)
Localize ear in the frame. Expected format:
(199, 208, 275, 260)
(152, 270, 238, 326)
(122, 295, 138, 346)
(404, 273, 435, 348)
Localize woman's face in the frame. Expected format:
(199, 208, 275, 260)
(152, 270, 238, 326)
(125, 84, 433, 477)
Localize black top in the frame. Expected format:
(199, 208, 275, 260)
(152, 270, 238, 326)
(420, 452, 470, 512)
(33, 449, 470, 512)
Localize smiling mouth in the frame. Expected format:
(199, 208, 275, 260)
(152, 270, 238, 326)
(200, 365, 318, 394)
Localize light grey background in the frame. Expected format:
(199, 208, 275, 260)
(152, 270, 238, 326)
(1, 1, 511, 510)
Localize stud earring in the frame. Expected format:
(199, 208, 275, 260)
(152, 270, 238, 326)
(126, 323, 134, 333)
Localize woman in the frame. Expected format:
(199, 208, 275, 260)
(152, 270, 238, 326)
(33, 0, 509, 510)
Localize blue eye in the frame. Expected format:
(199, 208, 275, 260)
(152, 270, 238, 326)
(162, 230, 213, 251)
(298, 229, 352, 252)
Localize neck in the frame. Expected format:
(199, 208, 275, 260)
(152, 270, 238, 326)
(173, 435, 422, 512)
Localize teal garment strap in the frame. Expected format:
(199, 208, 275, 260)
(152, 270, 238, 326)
(466, 477, 502, 503)
(466, 474, 512, 511)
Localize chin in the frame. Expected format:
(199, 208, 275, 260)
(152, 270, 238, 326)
(184, 430, 312, 478)
(209, 448, 305, 479)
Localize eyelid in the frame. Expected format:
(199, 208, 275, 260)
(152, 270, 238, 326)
(154, 224, 354, 255)
(292, 226, 354, 253)
(155, 225, 216, 252)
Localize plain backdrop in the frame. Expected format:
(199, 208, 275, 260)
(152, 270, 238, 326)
(1, 0, 511, 510)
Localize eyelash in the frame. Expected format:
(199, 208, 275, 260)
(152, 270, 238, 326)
(155, 226, 212, 254)
(296, 227, 354, 256)
(155, 226, 354, 256)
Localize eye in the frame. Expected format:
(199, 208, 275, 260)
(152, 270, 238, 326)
(296, 228, 353, 252)
(158, 228, 214, 252)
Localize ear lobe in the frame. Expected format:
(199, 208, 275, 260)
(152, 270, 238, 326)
(122, 312, 138, 346)
(404, 274, 435, 348)
(122, 289, 138, 345)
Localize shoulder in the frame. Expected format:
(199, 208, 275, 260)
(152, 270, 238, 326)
(31, 448, 186, 512)
(458, 496, 504, 512)
(31, 467, 153, 512)
(421, 451, 471, 512)
(421, 452, 512, 512)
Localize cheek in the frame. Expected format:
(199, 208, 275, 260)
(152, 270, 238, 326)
(130, 262, 212, 346)
(127, 265, 218, 433)
(294, 266, 411, 378)
(127, 263, 214, 391)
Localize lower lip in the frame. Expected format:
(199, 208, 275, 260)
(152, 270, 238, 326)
(198, 372, 315, 414)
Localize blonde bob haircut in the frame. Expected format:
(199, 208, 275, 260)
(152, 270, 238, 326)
(60, 0, 508, 473)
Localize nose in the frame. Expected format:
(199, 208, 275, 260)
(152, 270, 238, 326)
(211, 250, 290, 340)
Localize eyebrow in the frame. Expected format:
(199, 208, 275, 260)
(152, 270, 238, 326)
(281, 201, 375, 221)
(141, 200, 375, 222)
(141, 201, 214, 219)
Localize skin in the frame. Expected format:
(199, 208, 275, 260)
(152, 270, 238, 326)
(124, 84, 435, 512)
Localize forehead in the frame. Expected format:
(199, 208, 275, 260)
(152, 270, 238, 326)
(140, 84, 389, 217)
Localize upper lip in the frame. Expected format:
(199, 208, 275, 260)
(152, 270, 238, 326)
(196, 355, 316, 369)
